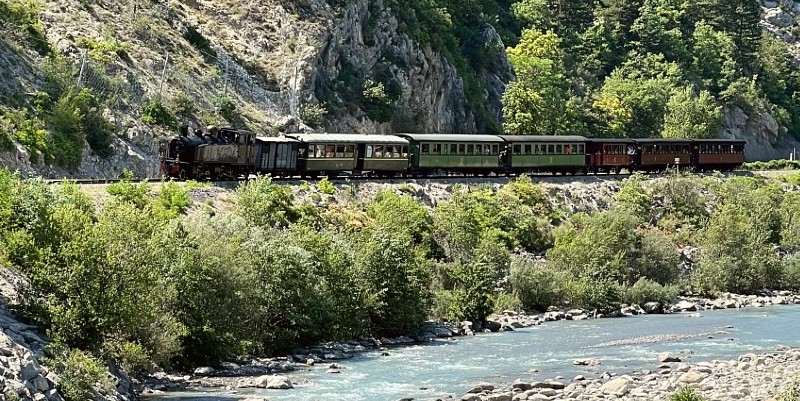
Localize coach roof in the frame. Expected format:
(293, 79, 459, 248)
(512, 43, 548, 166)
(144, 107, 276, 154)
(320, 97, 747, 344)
(498, 135, 588, 142)
(396, 133, 503, 142)
(287, 133, 409, 145)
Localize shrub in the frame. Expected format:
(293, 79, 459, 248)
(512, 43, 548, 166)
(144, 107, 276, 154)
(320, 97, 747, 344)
(361, 80, 394, 123)
(107, 170, 151, 209)
(0, 0, 52, 55)
(1, 109, 52, 163)
(300, 103, 328, 128)
(510, 258, 570, 311)
(212, 96, 237, 122)
(47, 347, 114, 401)
(167, 92, 198, 118)
(317, 176, 335, 194)
(76, 36, 128, 64)
(494, 291, 522, 313)
(235, 176, 301, 228)
(154, 181, 191, 219)
(669, 386, 708, 401)
(142, 99, 178, 129)
(623, 278, 679, 305)
(777, 377, 800, 401)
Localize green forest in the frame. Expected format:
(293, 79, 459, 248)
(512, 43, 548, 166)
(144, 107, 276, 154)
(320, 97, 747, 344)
(382, 0, 800, 138)
(2, 169, 800, 398)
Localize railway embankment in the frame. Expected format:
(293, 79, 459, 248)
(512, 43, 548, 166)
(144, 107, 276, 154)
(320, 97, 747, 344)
(3, 169, 800, 401)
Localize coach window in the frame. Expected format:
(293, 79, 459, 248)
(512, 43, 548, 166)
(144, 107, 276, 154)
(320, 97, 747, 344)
(546, 144, 554, 154)
(402, 146, 409, 158)
(466, 144, 474, 155)
(421, 143, 430, 155)
(564, 145, 571, 154)
(556, 144, 563, 154)
(392, 145, 400, 158)
(366, 145, 374, 158)
(512, 144, 521, 154)
(385, 145, 394, 158)
(432, 144, 441, 155)
(345, 145, 354, 158)
(577, 144, 585, 154)
(522, 144, 531, 154)
(447, 144, 455, 154)
(335, 145, 345, 158)
(375, 145, 384, 158)
(491, 144, 498, 155)
(457, 144, 464, 154)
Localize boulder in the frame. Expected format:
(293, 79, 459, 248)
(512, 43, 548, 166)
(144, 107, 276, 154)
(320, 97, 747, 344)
(193, 367, 215, 376)
(599, 378, 634, 396)
(255, 375, 293, 389)
(678, 371, 706, 384)
(485, 393, 512, 401)
(674, 300, 698, 312)
(643, 302, 663, 314)
(466, 383, 495, 393)
(573, 358, 600, 366)
(658, 353, 681, 363)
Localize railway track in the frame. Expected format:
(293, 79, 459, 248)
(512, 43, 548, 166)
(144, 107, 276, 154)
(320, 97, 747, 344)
(32, 169, 795, 186)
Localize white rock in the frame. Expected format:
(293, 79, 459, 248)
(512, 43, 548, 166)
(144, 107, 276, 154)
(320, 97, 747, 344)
(599, 377, 634, 395)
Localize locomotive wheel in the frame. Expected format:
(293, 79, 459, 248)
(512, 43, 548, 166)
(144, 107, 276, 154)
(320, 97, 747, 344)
(178, 169, 187, 181)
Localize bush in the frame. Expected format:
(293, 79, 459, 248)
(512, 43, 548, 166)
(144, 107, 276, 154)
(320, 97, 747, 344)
(301, 103, 328, 128)
(1, 109, 52, 163)
(235, 176, 301, 228)
(510, 258, 570, 311)
(154, 181, 191, 219)
(142, 99, 178, 129)
(361, 80, 394, 123)
(317, 176, 335, 194)
(669, 386, 708, 401)
(47, 347, 114, 401)
(212, 96, 237, 122)
(623, 278, 679, 305)
(76, 36, 128, 64)
(0, 0, 52, 55)
(777, 377, 800, 401)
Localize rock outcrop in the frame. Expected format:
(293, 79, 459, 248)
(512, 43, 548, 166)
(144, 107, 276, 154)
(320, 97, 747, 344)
(312, 0, 512, 134)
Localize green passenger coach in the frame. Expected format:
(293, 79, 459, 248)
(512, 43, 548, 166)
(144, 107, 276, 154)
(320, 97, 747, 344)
(288, 133, 410, 177)
(498, 135, 588, 174)
(397, 133, 505, 175)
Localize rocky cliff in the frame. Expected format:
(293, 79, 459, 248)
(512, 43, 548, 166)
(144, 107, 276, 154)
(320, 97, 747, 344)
(0, 0, 512, 178)
(0, 0, 799, 178)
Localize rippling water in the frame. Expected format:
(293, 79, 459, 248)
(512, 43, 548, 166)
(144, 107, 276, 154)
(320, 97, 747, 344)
(155, 305, 800, 401)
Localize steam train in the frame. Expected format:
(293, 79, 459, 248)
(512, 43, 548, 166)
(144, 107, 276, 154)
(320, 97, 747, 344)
(159, 126, 746, 180)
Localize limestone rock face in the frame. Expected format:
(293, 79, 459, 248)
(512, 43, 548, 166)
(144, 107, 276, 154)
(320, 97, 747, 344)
(312, 0, 512, 134)
(720, 105, 800, 161)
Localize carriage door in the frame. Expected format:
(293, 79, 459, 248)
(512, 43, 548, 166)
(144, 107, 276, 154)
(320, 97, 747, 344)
(355, 143, 366, 172)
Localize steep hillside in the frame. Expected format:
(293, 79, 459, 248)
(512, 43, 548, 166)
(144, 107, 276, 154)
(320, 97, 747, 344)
(0, 0, 512, 178)
(1, 0, 800, 178)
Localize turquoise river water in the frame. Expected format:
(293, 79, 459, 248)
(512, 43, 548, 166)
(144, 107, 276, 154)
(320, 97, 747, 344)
(157, 305, 800, 401)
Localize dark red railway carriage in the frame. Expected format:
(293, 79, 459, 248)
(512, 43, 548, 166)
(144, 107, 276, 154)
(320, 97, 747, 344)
(634, 139, 692, 172)
(692, 139, 746, 172)
(586, 139, 636, 173)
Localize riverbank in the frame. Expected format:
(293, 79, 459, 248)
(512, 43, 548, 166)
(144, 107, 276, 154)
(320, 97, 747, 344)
(139, 290, 800, 398)
(459, 347, 800, 401)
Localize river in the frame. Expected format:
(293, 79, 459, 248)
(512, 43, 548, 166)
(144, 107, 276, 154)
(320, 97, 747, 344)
(157, 305, 800, 401)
